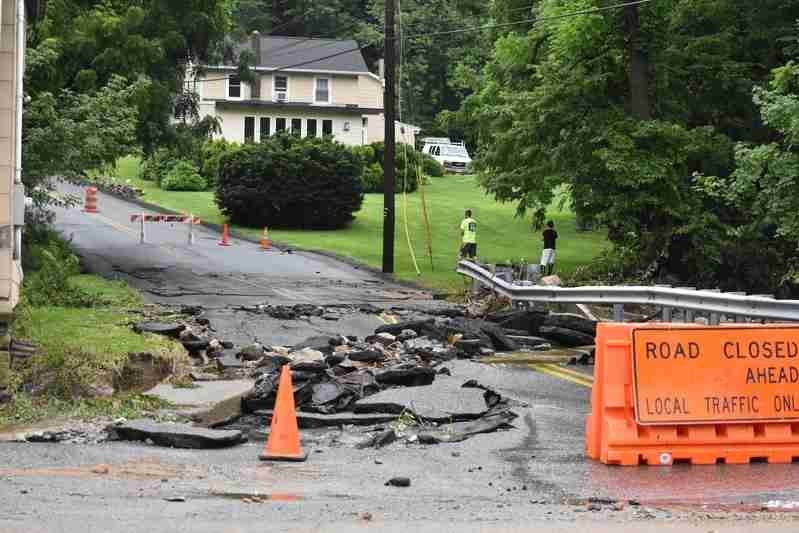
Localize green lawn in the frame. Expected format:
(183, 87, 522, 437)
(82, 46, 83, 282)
(114, 156, 607, 291)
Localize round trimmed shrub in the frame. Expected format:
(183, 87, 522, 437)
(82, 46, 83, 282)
(216, 134, 364, 229)
(161, 160, 206, 191)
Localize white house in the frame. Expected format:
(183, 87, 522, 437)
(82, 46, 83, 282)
(191, 34, 418, 147)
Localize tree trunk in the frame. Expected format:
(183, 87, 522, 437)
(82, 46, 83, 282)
(624, 5, 651, 120)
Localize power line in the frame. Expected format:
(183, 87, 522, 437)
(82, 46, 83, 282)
(403, 0, 654, 39)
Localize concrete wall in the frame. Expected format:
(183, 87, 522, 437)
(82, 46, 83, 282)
(0, 0, 23, 312)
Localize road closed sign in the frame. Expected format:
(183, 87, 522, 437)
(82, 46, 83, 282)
(631, 326, 799, 425)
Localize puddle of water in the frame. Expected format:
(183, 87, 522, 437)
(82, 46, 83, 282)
(209, 491, 303, 503)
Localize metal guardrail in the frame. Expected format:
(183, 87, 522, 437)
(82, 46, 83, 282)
(456, 260, 799, 323)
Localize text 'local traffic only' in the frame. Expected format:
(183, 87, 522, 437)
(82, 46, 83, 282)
(631, 326, 799, 425)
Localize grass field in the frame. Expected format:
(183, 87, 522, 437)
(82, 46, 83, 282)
(114, 156, 607, 290)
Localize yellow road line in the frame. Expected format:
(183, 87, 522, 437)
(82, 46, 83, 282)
(528, 363, 593, 388)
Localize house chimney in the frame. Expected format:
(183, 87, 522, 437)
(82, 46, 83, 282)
(250, 30, 261, 98)
(251, 30, 262, 65)
(378, 59, 385, 79)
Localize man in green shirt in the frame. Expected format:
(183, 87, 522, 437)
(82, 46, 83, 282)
(460, 209, 477, 259)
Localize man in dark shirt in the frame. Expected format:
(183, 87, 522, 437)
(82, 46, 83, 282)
(540, 220, 558, 275)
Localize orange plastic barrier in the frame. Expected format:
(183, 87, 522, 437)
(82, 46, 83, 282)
(587, 323, 799, 466)
(218, 224, 231, 247)
(260, 227, 270, 250)
(83, 187, 98, 213)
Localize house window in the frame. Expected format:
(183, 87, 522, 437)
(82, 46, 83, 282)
(322, 119, 333, 136)
(276, 118, 286, 132)
(244, 116, 255, 143)
(228, 75, 242, 99)
(307, 119, 318, 138)
(260, 117, 270, 141)
(274, 75, 288, 101)
(315, 77, 330, 103)
(291, 118, 302, 137)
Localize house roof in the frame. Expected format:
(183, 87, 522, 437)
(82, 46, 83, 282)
(236, 36, 370, 74)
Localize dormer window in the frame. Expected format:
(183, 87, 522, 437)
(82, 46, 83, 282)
(274, 75, 288, 101)
(315, 77, 330, 104)
(228, 75, 242, 99)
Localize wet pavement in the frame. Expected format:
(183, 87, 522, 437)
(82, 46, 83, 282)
(9, 185, 798, 530)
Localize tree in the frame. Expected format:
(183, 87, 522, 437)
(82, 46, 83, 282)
(26, 0, 229, 153)
(23, 75, 146, 205)
(457, 0, 799, 289)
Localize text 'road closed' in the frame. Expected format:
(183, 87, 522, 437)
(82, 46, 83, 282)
(631, 326, 799, 425)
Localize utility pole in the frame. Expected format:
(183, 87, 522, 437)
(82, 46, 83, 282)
(382, 0, 396, 274)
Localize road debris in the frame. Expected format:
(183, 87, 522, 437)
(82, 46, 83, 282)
(385, 477, 411, 487)
(106, 420, 247, 449)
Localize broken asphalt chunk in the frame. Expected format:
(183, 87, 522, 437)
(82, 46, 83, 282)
(133, 322, 185, 337)
(541, 313, 597, 336)
(374, 366, 435, 387)
(538, 326, 595, 347)
(409, 410, 518, 444)
(385, 477, 411, 487)
(292, 335, 337, 355)
(107, 420, 247, 449)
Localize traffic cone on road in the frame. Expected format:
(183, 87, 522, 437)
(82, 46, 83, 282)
(218, 224, 231, 246)
(260, 227, 270, 250)
(259, 365, 308, 462)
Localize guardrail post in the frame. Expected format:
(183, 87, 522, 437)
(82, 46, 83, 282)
(139, 212, 145, 244)
(661, 306, 672, 322)
(709, 312, 720, 326)
(685, 309, 695, 323)
(613, 304, 624, 322)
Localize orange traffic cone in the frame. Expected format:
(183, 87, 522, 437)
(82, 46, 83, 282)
(259, 366, 308, 462)
(260, 227, 270, 250)
(218, 224, 231, 246)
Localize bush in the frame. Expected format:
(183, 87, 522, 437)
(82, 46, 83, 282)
(22, 233, 92, 307)
(140, 149, 177, 185)
(199, 139, 239, 188)
(216, 134, 363, 229)
(354, 142, 443, 193)
(359, 163, 383, 193)
(161, 160, 206, 191)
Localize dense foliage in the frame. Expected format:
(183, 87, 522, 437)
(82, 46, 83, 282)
(353, 142, 442, 193)
(161, 161, 206, 191)
(457, 0, 799, 293)
(199, 139, 240, 187)
(216, 135, 364, 229)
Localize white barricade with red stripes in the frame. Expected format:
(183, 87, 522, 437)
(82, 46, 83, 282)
(131, 212, 201, 244)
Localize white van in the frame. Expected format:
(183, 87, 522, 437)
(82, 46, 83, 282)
(421, 137, 472, 174)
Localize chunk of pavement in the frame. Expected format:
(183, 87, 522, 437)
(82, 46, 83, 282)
(107, 420, 246, 449)
(374, 318, 436, 337)
(289, 348, 327, 372)
(542, 313, 597, 336)
(252, 410, 397, 429)
(216, 351, 245, 371)
(354, 377, 490, 422)
(292, 335, 337, 355)
(410, 410, 518, 444)
(385, 477, 411, 487)
(182, 339, 210, 353)
(397, 329, 418, 342)
(506, 335, 550, 348)
(133, 322, 184, 337)
(347, 350, 385, 363)
(538, 326, 595, 347)
(484, 310, 547, 334)
(145, 380, 253, 426)
(179, 328, 201, 342)
(357, 428, 398, 449)
(454, 339, 483, 357)
(239, 343, 266, 361)
(479, 323, 519, 352)
(365, 332, 396, 346)
(374, 366, 436, 387)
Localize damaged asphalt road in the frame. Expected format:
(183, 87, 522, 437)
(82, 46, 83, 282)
(2, 185, 795, 531)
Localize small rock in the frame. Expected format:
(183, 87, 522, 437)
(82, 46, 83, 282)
(221, 341, 234, 349)
(207, 339, 222, 353)
(437, 367, 451, 376)
(368, 332, 396, 346)
(451, 452, 461, 457)
(179, 328, 201, 342)
(385, 477, 411, 487)
(196, 318, 210, 326)
(374, 459, 383, 465)
(164, 496, 186, 502)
